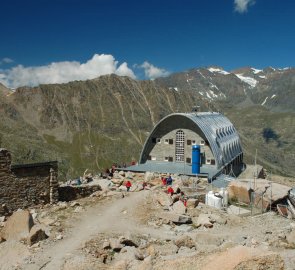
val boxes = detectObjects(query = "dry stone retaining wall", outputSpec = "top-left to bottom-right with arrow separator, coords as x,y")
0,148 -> 58,215
58,185 -> 101,201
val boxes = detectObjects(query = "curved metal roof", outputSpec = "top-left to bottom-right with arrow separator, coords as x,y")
139,112 -> 243,169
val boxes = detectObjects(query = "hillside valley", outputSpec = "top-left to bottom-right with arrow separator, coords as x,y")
0,66 -> 294,178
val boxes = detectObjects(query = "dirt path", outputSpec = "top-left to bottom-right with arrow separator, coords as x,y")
23,190 -> 170,270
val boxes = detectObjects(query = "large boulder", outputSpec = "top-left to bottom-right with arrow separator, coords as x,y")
27,225 -> 48,246
118,185 -> 127,192
158,212 -> 191,224
96,179 -> 112,190
130,183 -> 144,192
119,233 -> 139,247
117,246 -> 145,262
111,178 -> 124,186
144,172 -> 155,182
156,192 -> 172,207
2,210 -> 34,241
172,201 -> 186,215
113,172 -> 125,179
209,213 -> 227,225
186,208 -> 202,217
174,235 -> 195,248
194,214 -> 213,228
125,171 -> 134,179
186,198 -> 199,208
149,178 -> 162,187
110,238 -> 124,252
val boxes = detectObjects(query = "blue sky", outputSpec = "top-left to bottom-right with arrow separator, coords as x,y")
0,0 -> 294,88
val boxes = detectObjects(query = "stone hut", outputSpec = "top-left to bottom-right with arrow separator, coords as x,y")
0,148 -> 58,215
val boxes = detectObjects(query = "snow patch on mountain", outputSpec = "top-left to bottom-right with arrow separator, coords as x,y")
261,97 -> 268,106
235,74 -> 258,88
206,92 -> 212,99
198,71 -> 206,79
251,68 -> 262,74
271,94 -> 276,99
278,67 -> 291,71
199,89 -> 224,100
209,90 -> 218,98
168,87 -> 179,92
259,75 -> 266,79
209,82 -> 219,90
208,68 -> 230,75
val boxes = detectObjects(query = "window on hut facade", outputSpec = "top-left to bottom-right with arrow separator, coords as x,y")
186,157 -> 191,163
175,130 -> 185,162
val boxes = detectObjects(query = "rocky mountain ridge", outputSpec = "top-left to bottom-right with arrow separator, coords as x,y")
0,68 -> 294,178
0,75 -> 199,177
156,66 -> 295,112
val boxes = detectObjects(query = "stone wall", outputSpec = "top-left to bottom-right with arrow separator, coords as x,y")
149,128 -> 214,163
58,185 -> 101,202
0,148 -> 58,215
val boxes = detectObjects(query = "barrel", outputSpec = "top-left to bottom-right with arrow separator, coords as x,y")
192,145 -> 200,174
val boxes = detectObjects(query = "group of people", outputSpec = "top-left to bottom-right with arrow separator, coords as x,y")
163,174 -> 187,206
161,174 -> 173,186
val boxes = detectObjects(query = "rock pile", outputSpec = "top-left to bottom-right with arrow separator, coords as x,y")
83,232 -> 198,268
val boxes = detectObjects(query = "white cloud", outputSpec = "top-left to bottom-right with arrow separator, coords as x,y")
115,62 -> 136,78
234,0 -> 255,13
0,57 -> 14,65
0,54 -> 136,88
139,61 -> 170,80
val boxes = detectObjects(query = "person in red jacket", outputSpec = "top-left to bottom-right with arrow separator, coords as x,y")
167,186 -> 174,196
125,180 -> 132,192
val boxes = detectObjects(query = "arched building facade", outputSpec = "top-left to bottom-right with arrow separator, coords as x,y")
133,112 -> 243,179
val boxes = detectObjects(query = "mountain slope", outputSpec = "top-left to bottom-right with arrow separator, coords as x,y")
0,68 -> 294,178
225,106 -> 295,177
156,66 -> 295,112
2,75 -> 202,177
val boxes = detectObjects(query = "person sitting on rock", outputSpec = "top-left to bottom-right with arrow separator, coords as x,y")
125,180 -> 132,192
167,186 -> 174,196
166,174 -> 173,185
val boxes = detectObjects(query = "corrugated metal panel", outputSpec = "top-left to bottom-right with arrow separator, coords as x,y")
139,112 -> 242,169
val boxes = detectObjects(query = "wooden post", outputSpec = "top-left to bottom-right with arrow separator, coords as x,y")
50,168 -> 59,204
